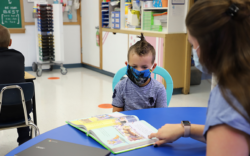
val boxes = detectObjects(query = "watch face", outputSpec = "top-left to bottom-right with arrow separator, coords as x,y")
182,121 -> 191,126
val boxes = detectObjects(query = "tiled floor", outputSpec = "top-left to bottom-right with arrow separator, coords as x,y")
0,68 -> 211,155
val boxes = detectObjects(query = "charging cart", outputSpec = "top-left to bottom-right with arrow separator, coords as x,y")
33,2 -> 67,77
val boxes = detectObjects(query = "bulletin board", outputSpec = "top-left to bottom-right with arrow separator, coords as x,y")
23,0 -> 81,25
0,0 -> 25,33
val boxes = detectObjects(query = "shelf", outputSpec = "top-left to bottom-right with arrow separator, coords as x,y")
102,28 -> 169,38
142,7 -> 168,10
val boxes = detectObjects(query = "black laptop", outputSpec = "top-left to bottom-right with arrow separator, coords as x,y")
14,139 -> 111,156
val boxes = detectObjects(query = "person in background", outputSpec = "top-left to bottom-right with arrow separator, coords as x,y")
0,24 -> 32,145
149,0 -> 250,155
112,33 -> 167,112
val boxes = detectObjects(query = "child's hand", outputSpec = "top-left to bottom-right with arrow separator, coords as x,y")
148,124 -> 184,146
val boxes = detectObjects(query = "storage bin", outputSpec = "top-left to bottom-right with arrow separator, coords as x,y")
112,18 -> 120,23
102,2 -> 110,27
112,23 -> 120,29
112,11 -> 121,29
102,9 -> 109,12
112,11 -> 120,18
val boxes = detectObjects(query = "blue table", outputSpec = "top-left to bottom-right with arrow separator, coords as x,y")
7,107 -> 207,156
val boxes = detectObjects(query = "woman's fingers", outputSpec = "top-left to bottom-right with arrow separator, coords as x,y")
149,124 -> 184,146
148,133 -> 157,139
155,139 -> 168,146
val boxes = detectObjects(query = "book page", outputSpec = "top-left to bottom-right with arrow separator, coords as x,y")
68,113 -> 139,131
67,112 -> 125,130
82,115 -> 139,131
90,120 -> 158,153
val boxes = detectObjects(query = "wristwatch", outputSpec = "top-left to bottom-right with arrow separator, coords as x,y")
181,121 -> 191,137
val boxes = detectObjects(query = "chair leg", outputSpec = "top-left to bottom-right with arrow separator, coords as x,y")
28,121 -> 40,137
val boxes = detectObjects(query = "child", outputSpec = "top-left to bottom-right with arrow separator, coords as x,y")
112,33 -> 167,112
0,24 -> 32,145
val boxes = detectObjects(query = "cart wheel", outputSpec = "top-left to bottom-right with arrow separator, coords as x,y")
36,69 -> 42,77
32,62 -> 38,72
50,65 -> 53,71
61,68 -> 67,75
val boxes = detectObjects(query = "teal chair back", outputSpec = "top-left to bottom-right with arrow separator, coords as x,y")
112,66 -> 174,106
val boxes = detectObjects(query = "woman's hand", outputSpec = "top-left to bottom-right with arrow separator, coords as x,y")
148,124 -> 184,146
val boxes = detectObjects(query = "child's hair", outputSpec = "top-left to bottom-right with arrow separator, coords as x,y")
186,0 -> 250,123
128,33 -> 156,64
0,24 -> 10,48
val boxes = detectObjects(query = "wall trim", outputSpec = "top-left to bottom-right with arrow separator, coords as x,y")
82,64 -> 115,77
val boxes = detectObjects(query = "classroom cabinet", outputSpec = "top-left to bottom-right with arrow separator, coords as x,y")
80,0 -> 193,94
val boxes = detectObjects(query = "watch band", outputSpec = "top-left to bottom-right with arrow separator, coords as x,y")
181,121 -> 191,137
183,124 -> 191,137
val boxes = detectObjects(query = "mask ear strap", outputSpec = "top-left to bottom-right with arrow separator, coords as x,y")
150,64 -> 156,72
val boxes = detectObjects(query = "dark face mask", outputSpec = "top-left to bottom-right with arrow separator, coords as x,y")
126,65 -> 152,86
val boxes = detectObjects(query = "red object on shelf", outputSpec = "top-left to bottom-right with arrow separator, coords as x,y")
153,12 -> 168,16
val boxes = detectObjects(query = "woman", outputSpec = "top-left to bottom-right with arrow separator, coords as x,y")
149,0 -> 250,155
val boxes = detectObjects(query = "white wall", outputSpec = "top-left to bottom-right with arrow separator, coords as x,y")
10,25 -> 81,67
81,0 -> 100,68
103,32 -> 128,73
63,25 -> 81,64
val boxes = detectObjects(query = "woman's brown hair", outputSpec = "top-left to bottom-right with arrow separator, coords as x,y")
186,0 -> 250,123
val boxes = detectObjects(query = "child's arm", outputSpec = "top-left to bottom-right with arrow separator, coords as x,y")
112,82 -> 125,111
113,106 -> 124,112
155,86 -> 168,107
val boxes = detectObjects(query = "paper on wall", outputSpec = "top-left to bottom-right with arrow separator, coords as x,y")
171,5 -> 185,17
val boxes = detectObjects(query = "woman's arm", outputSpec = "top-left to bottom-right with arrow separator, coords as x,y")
206,124 -> 249,156
190,124 -> 206,143
149,124 -> 206,146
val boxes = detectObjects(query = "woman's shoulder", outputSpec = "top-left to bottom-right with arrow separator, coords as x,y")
205,85 -> 250,136
209,85 -> 248,117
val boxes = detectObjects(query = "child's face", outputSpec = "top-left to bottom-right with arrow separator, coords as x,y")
126,51 -> 156,72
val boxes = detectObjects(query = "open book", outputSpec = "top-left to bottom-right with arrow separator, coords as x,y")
66,112 -> 158,154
